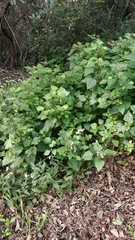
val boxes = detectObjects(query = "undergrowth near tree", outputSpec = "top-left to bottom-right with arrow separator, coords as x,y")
0,33 -> 135,207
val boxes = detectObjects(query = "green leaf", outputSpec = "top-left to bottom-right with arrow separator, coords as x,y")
116,102 -> 130,115
82,76 -> 97,89
37,142 -> 49,152
124,111 -> 133,123
68,159 -> 81,172
90,123 -> 97,129
31,137 -> 39,145
94,158 -> 104,172
44,150 -> 50,156
6,199 -> 14,209
11,157 -> 23,168
51,85 -> 58,91
130,105 -> 135,113
2,157 -> 12,166
112,139 -> 119,147
128,61 -> 135,68
5,139 -> 12,149
123,53 -> 135,60
82,150 -> 93,160
37,106 -> 44,112
58,87 -> 69,97
104,149 -> 117,156
53,181 -> 60,190
113,219 -> 123,226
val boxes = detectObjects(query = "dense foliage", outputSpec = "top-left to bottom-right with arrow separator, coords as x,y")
1,34 -> 135,205
0,0 -> 135,68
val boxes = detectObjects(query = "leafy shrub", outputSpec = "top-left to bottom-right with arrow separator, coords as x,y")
1,33 -> 135,203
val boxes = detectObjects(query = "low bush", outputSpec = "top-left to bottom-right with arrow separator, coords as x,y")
1,33 -> 135,205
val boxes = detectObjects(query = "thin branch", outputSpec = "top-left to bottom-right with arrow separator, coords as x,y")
3,15 -> 22,59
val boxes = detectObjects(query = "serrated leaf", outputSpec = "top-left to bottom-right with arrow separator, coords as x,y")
82,150 -> 93,160
124,111 -> 133,123
94,158 -> 104,172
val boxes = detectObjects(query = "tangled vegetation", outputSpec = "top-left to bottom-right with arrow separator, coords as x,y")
0,34 -> 135,206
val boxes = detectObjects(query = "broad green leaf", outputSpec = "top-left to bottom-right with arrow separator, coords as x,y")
82,76 -> 97,89
58,146 -> 67,155
128,61 -> 135,68
11,157 -> 23,168
104,149 -> 117,156
37,106 -> 44,112
82,150 -> 93,160
90,123 -> 97,129
44,150 -> 50,156
84,123 -> 90,131
5,139 -> 12,149
42,118 -> 57,133
68,159 -> 81,172
79,95 -> 86,102
124,111 -> 133,123
53,181 -> 60,190
58,87 -> 69,97
112,139 -> 119,147
37,142 -> 49,152
94,158 -> 104,172
6,199 -> 14,209
51,85 -> 58,91
116,123 -> 126,133
31,137 -> 39,145
25,154 -> 36,164
84,68 -> 94,76
130,105 -> 135,113
123,53 -> 135,60
116,102 -> 130,115
2,157 -> 12,166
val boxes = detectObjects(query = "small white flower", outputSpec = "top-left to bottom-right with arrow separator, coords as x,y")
76,128 -> 85,135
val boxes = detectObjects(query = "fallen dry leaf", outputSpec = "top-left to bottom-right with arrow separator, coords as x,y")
110,228 -> 119,238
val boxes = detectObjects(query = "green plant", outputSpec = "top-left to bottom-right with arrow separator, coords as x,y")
0,213 -> 16,238
1,33 -> 135,203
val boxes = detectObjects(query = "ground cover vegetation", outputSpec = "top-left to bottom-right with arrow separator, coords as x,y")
1,33 -> 135,206
1,0 -> 135,238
